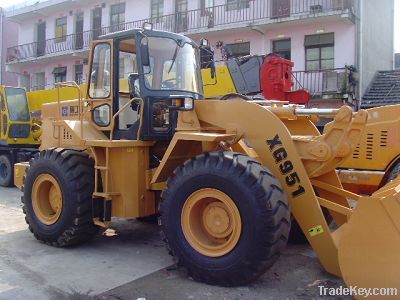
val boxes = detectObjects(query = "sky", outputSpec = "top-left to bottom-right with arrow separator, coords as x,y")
0,0 -> 399,52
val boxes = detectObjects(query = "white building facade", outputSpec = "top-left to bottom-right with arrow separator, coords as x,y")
4,0 -> 395,107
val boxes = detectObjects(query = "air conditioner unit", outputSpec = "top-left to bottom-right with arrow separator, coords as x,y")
310,4 -> 323,14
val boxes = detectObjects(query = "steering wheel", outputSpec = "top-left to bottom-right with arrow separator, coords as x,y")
161,78 -> 177,89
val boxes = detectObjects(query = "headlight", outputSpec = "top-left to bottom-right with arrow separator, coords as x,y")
170,95 -> 195,111
184,98 -> 194,110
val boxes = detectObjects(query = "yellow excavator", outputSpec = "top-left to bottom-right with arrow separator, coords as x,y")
13,25 -> 400,294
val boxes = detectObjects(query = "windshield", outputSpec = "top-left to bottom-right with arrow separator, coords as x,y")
5,88 -> 30,122
144,37 -> 202,94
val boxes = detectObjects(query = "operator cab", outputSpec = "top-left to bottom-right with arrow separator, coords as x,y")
88,25 -> 203,141
0,87 -> 31,144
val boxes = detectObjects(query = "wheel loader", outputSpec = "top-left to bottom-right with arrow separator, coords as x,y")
334,105 -> 400,195
0,84 -> 84,187
14,24 -> 400,292
0,86 -> 42,187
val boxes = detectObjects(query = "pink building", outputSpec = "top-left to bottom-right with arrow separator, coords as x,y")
4,0 -> 395,108
0,7 -> 18,86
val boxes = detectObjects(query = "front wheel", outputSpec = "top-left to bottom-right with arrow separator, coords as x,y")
22,149 -> 99,247
0,154 -> 13,187
161,152 -> 291,286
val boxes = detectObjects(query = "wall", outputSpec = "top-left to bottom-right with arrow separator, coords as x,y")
12,0 -> 357,46
18,57 -> 89,90
6,0 -> 358,92
193,19 -> 356,71
0,9 -> 18,86
360,0 -> 395,96
16,0 -> 153,46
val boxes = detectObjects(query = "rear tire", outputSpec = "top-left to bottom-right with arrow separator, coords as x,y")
22,149 -> 99,247
161,152 -> 290,286
0,154 -> 13,187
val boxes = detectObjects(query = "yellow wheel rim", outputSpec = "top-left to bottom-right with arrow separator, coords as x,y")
32,174 -> 63,225
181,188 -> 242,257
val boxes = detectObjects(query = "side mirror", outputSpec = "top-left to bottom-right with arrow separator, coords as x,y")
128,73 -> 140,98
141,38 -> 150,67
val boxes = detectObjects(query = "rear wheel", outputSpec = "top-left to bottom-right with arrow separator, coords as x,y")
161,152 -> 290,286
22,149 -> 99,247
0,154 -> 13,187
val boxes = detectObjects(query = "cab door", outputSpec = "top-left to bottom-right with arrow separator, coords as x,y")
87,40 -> 114,132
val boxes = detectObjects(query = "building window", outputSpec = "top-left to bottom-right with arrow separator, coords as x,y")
226,0 -> 249,11
110,3 -> 126,32
305,33 -> 334,71
74,65 -> 83,84
151,0 -> 164,19
201,0 -> 214,15
53,67 -> 67,83
224,42 -> 250,58
32,72 -> 45,91
273,39 -> 291,60
55,17 -> 67,43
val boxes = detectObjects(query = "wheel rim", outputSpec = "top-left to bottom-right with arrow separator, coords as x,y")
181,188 -> 242,257
32,174 -> 63,225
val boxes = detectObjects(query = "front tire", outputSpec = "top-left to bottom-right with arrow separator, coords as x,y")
0,154 -> 13,187
161,152 -> 290,286
22,149 -> 99,247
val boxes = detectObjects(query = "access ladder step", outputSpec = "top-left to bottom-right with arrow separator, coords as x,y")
93,192 -> 120,198
95,166 -> 108,170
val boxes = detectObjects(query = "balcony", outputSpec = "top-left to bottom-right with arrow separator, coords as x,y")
145,0 -> 355,34
292,67 -> 356,99
6,0 -> 355,63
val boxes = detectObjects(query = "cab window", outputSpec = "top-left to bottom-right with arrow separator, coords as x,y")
117,38 -> 139,131
5,88 -> 30,122
89,43 -> 111,99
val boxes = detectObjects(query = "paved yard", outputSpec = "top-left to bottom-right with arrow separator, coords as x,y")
0,187 -> 346,300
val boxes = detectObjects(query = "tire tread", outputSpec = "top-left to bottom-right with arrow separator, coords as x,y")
21,148 -> 98,247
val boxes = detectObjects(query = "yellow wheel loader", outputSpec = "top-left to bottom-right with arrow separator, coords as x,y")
0,86 -> 42,187
336,105 -> 400,195
0,84 -> 79,187
14,25 -> 400,292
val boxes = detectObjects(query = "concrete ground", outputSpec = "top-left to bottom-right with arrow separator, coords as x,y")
0,187 -> 347,300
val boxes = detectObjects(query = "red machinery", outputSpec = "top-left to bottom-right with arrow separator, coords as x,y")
260,54 -> 310,104
223,53 -> 310,104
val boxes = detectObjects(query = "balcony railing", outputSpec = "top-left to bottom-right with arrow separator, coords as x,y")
138,0 -> 354,33
293,67 -> 355,97
6,0 -> 355,63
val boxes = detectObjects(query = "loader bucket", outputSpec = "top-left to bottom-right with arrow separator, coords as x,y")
338,176 -> 400,296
